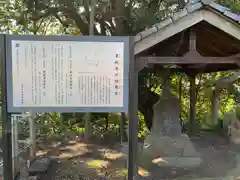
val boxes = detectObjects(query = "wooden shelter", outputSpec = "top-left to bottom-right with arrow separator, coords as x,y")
133,0 -> 240,131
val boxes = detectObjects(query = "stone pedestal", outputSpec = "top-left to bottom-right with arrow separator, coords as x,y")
139,87 -> 202,169
140,134 -> 202,168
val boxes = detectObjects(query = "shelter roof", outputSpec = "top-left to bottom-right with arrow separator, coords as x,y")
134,0 -> 240,55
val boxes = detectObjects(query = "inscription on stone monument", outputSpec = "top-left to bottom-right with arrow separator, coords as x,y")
152,86 -> 182,136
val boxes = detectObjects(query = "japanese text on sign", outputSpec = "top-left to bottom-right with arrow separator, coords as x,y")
11,40 -> 125,108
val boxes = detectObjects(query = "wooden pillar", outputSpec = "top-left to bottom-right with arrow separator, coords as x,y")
189,74 -> 197,134
211,90 -> 219,126
12,115 -> 19,176
188,28 -> 197,134
29,112 -> 36,159
128,37 -> 139,179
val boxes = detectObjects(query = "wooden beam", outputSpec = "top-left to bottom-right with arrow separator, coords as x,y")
147,32 -> 189,57
196,36 -> 225,56
236,61 -> 240,67
187,64 -> 207,69
134,10 -> 203,54
136,57 -> 149,72
134,8 -> 240,55
137,52 -> 240,64
195,25 -> 240,56
153,65 -> 238,73
189,30 -> 197,51
198,23 -> 240,51
202,10 -> 240,41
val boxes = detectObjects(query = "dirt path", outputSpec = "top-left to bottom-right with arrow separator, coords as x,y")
36,133 -> 240,180
37,136 -> 128,180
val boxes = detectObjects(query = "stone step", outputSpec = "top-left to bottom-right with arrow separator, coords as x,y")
15,174 -> 41,180
28,157 -> 52,175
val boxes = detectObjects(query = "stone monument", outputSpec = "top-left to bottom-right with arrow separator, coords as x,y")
139,83 -> 202,169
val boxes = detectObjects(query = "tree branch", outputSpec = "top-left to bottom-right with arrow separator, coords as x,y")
37,5 -> 89,35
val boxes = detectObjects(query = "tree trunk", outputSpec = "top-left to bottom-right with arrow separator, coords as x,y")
138,86 -> 159,130
112,0 -> 125,35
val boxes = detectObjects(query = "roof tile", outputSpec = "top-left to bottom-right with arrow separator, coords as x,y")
138,26 -> 158,39
224,11 -> 240,21
186,2 -> 203,13
201,0 -> 213,5
135,0 -> 240,43
154,18 -> 173,30
209,2 -> 230,12
172,8 -> 188,21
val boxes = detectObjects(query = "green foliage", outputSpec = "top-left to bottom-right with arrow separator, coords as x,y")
138,111 -> 149,139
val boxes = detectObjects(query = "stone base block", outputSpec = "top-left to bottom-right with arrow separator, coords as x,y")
143,134 -> 200,157
139,133 -> 202,169
139,154 -> 202,169
16,175 -> 41,180
28,176 -> 41,180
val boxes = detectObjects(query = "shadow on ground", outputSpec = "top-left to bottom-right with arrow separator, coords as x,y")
137,132 -> 240,180
36,133 -> 240,180
37,135 -> 128,180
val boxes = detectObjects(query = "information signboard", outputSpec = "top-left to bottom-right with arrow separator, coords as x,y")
6,35 -> 130,113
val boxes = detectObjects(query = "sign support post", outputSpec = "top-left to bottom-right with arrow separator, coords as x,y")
29,112 -> 36,159
1,34 -> 13,180
84,0 -> 96,141
128,37 -> 139,180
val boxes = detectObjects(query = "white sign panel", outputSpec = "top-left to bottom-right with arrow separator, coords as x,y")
11,40 -> 125,108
